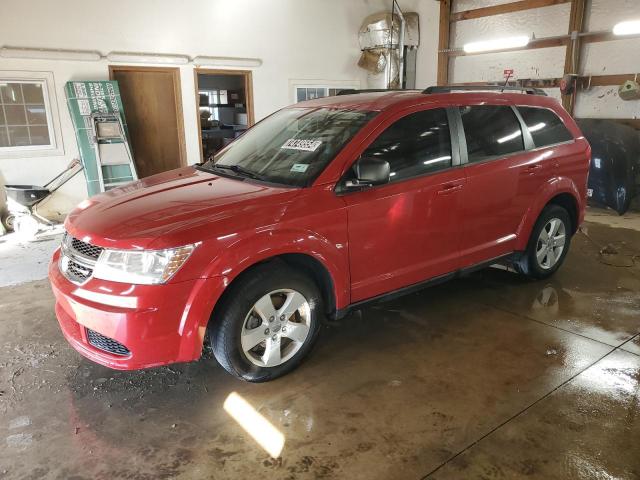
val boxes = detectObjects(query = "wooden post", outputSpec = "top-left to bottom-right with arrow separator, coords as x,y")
562,0 -> 587,114
437,0 -> 452,86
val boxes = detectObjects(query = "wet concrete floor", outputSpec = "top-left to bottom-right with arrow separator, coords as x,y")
0,221 -> 639,479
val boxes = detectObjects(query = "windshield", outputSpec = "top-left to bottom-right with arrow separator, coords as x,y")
200,107 -> 376,187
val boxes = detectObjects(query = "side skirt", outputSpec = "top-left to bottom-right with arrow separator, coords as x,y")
334,252 -> 519,320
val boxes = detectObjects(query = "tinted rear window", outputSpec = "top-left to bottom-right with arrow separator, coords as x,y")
460,105 -> 524,162
518,106 -> 574,147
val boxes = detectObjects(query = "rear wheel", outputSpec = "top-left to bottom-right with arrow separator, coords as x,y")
517,205 -> 572,279
209,263 -> 322,382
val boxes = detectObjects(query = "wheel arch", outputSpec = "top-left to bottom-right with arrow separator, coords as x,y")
207,252 -> 338,328
546,192 -> 579,234
515,178 -> 583,251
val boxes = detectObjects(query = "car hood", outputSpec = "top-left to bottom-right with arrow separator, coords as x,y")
65,166 -> 299,250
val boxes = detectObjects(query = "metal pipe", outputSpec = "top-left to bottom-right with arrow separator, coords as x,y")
394,0 -> 406,88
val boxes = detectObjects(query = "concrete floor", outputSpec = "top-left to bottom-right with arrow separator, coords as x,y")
1,219 -> 639,479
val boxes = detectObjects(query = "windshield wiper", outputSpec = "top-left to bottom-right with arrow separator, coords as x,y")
209,163 -> 265,181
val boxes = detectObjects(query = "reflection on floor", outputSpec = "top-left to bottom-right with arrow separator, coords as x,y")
0,221 -> 639,479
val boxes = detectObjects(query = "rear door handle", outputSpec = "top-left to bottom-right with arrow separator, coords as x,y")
437,183 -> 464,195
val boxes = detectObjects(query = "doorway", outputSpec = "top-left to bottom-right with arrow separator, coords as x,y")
109,66 -> 186,178
194,69 -> 254,162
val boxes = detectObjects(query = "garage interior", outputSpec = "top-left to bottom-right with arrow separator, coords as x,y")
1,0 -> 640,479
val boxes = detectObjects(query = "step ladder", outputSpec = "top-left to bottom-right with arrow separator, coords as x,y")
90,113 -> 138,191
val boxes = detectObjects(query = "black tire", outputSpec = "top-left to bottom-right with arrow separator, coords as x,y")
2,213 -> 15,232
209,262 -> 322,382
517,204 -> 572,279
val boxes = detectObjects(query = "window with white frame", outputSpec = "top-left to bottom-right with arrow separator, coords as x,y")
199,89 -> 229,121
0,80 -> 55,150
294,86 -> 353,103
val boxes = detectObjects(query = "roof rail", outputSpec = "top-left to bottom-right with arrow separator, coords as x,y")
422,85 -> 547,96
335,88 -> 411,96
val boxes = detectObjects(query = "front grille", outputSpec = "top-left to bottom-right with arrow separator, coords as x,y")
70,236 -> 104,260
60,233 -> 103,285
65,259 -> 93,283
86,329 -> 131,356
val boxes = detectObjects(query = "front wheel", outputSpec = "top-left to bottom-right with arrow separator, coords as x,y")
517,204 -> 572,279
209,263 -> 322,382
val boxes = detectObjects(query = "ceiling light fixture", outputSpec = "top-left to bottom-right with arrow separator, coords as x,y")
463,35 -> 530,54
613,20 -> 640,36
106,52 -> 190,64
0,47 -> 101,61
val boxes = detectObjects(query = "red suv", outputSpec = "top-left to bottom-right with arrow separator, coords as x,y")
49,86 -> 590,381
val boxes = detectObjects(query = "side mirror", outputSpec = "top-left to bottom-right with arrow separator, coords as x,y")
345,157 -> 390,189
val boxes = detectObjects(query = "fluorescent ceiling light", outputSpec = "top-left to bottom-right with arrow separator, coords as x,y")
0,47 -> 101,61
193,56 -> 262,68
107,52 -> 189,64
463,35 -> 530,53
528,122 -> 546,132
498,130 -> 521,144
613,20 -> 640,36
423,155 -> 451,165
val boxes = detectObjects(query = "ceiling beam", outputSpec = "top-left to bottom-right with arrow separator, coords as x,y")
455,74 -> 637,88
437,0 -> 452,86
451,0 -> 570,22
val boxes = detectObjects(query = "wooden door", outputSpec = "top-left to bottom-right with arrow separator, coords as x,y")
110,66 -> 186,178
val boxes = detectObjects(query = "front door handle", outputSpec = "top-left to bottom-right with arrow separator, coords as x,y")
437,183 -> 464,195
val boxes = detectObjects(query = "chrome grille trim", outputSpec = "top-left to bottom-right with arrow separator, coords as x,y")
59,233 -> 104,285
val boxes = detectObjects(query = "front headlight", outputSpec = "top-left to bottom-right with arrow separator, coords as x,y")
93,243 -> 199,285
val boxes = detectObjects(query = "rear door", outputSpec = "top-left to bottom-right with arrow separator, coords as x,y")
456,104 -> 551,266
342,107 -> 466,302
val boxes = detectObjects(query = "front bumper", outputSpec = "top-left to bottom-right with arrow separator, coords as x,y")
49,248 -> 222,370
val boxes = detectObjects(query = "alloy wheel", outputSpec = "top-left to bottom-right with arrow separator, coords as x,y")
535,218 -> 566,270
240,289 -> 311,367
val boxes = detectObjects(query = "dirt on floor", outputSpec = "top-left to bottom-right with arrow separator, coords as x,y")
0,221 -> 639,479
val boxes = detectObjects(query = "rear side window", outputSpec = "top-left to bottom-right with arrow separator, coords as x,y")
362,108 -> 452,182
460,105 -> 524,162
518,106 -> 574,147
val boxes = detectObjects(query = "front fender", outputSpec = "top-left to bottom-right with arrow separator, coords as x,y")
200,227 -> 350,311
515,177 -> 583,251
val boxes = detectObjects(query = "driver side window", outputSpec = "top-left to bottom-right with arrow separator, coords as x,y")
361,108 -> 452,183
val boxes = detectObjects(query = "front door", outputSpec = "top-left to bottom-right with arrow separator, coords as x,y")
110,66 -> 186,178
343,107 -> 466,303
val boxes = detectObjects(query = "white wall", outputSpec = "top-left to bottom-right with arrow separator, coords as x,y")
0,0 -> 439,219
449,0 -> 640,117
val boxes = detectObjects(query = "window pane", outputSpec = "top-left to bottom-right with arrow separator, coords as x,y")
0,83 -> 24,104
460,106 -> 524,162
28,126 -> 50,145
518,106 -> 573,147
26,105 -> 47,125
219,90 -> 228,104
0,80 -> 52,149
363,108 -> 452,182
4,104 -> 27,125
22,83 -> 45,104
8,126 -> 30,146
296,88 -> 307,102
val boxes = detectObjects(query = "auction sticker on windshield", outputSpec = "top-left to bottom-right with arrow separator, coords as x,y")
281,139 -> 322,152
